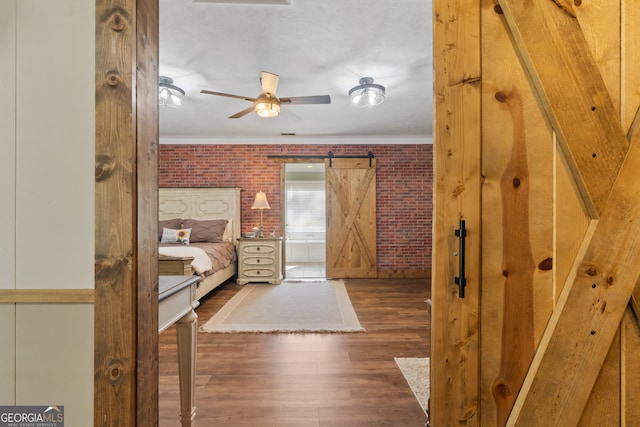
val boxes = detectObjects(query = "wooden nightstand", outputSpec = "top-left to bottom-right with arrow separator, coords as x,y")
237,237 -> 283,285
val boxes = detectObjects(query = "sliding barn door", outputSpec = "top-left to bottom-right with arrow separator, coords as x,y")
432,0 -> 640,426
325,158 -> 377,279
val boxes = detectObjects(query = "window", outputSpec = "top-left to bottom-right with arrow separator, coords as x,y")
285,181 -> 325,233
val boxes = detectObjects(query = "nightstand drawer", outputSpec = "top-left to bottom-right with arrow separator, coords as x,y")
243,268 -> 276,279
236,237 -> 283,285
243,256 -> 275,266
242,243 -> 276,255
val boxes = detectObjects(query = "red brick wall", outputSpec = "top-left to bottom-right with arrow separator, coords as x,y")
159,144 -> 432,274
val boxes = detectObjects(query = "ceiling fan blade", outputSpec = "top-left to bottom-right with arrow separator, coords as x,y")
229,105 -> 256,119
200,90 -> 255,102
280,95 -> 331,105
261,71 -> 279,96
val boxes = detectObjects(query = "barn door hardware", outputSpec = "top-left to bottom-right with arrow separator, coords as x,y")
327,151 -> 375,167
454,220 -> 467,298
268,152 -> 375,168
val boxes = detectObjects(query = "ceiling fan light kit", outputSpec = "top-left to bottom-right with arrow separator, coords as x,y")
158,76 -> 185,107
201,71 -> 331,119
255,95 -> 281,118
349,77 -> 385,108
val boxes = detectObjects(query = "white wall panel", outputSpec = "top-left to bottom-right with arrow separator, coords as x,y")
16,304 -> 94,424
0,307 -> 15,403
7,1 -> 95,424
0,0 -> 17,403
0,1 -> 16,286
15,0 -> 94,289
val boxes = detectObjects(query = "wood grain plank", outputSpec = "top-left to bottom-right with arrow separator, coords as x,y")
573,3 -> 624,424
574,0 -> 621,118
507,98 -> 640,427
0,289 -> 94,304
621,0 -> 640,334
431,0 -> 481,424
549,0 -> 620,316
94,1 -> 137,425
622,309 -> 640,425
621,0 -> 640,136
492,0 -> 640,425
627,105 -> 640,144
377,269 -> 430,279
621,1 -> 640,423
480,2 -> 555,424
497,0 -> 628,217
135,0 -> 160,424
553,148 -> 594,302
578,328 -> 621,426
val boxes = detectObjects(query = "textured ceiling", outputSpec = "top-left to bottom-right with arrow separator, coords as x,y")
159,0 -> 432,143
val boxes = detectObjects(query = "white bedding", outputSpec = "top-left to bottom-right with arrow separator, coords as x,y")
158,245 -> 212,275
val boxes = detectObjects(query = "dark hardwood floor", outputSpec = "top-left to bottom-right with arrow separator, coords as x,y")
159,278 -> 431,426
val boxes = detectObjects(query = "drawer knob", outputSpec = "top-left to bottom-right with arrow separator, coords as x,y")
257,247 -> 261,251
257,259 -> 261,263
257,271 -> 261,275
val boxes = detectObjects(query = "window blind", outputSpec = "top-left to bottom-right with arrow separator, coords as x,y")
285,181 -> 326,232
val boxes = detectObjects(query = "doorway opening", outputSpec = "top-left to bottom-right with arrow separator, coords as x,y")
283,163 -> 326,279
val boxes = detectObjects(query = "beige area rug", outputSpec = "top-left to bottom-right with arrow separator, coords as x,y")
395,357 -> 430,414
200,280 -> 365,333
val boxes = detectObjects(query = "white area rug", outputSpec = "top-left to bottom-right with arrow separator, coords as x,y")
395,357 -> 430,414
200,280 -> 364,333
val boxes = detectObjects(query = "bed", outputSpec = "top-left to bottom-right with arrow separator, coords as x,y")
158,187 -> 241,300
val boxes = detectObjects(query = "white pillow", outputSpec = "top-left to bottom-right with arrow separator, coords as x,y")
222,219 -> 233,242
160,227 -> 192,245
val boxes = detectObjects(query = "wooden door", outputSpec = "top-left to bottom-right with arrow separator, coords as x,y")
325,158 -> 377,278
431,0 -> 640,426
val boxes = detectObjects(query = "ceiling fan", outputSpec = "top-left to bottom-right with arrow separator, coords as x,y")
200,71 -> 331,119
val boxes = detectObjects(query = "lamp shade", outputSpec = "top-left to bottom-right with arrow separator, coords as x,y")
349,77 -> 385,108
251,191 -> 271,210
158,76 -> 185,107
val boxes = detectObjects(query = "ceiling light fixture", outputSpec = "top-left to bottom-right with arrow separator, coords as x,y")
255,94 -> 281,118
158,76 -> 185,107
349,77 -> 385,108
